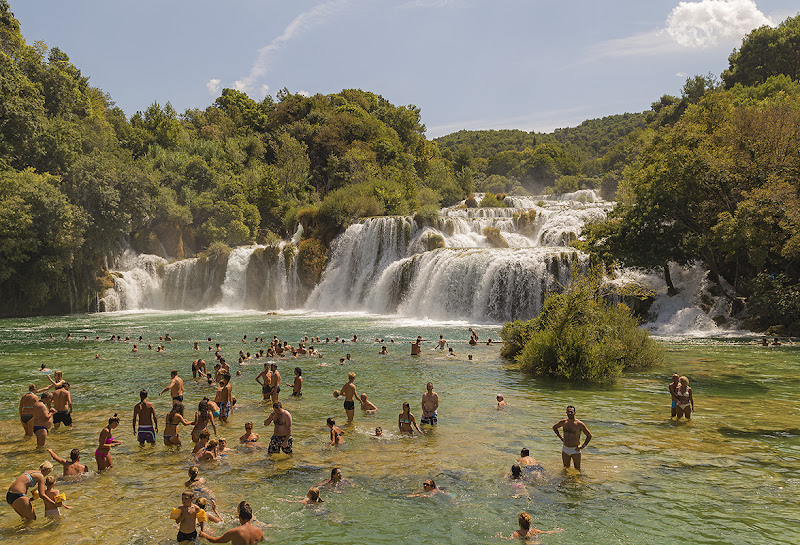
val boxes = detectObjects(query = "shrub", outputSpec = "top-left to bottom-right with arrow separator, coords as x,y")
414,204 -> 440,227
425,233 -> 445,250
483,226 -> 509,248
465,194 -> 478,208
501,272 -> 662,382
479,192 -> 505,208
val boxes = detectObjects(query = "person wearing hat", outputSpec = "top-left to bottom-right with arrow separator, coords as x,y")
6,461 -> 53,520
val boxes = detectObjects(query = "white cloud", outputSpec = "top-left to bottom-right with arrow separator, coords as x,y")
235,0 -> 349,97
298,90 -> 311,97
206,78 -> 221,95
666,0 -> 774,48
585,29 -> 681,62
676,72 -> 688,77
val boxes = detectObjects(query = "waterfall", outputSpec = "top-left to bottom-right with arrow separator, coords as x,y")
217,246 -> 261,310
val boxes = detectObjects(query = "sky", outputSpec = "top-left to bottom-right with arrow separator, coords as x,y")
10,0 -> 800,138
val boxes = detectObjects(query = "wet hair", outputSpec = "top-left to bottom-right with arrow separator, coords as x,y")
518,512 -> 532,530
168,401 -> 185,420
69,448 -> 80,462
108,413 -> 120,425
45,475 -> 56,488
140,389 -> 148,399
307,487 -> 323,503
402,402 -> 410,409
41,392 -> 51,400
207,439 -> 218,450
348,371 -> 356,380
511,464 -> 522,479
199,429 -> 211,440
273,401 -> 282,409
188,466 -> 199,479
198,399 -> 210,414
327,418 -> 335,426
424,479 -> 436,489
29,384 -> 37,392
238,501 -> 253,521
566,405 -> 576,412
171,369 -> 178,376
330,467 -> 341,479
521,448 -> 530,457
295,367 -> 302,376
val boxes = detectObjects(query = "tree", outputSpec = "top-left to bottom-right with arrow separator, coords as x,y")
722,14 -> 800,88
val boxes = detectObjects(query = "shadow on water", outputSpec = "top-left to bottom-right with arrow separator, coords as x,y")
717,426 -> 800,439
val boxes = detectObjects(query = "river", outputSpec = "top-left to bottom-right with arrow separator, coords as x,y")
0,311 -> 797,544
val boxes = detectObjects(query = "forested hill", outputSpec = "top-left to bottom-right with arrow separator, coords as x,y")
433,113 -> 647,197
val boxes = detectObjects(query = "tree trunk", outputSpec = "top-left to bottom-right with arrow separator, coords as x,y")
664,264 -> 677,296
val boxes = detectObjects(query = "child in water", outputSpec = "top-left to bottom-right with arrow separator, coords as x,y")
171,491 -> 207,542
41,475 -> 72,517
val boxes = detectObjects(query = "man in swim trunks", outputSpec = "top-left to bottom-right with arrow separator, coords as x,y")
51,383 -> 73,430
216,374 -> 233,423
340,372 -> 360,422
199,501 -> 263,544
421,382 -> 439,425
669,373 -> 680,418
192,359 -> 207,379
19,385 -> 39,437
133,390 -> 158,445
47,448 -> 88,476
553,405 -> 592,470
160,370 -> 184,402
264,402 -> 293,455
269,364 -> 281,404
255,363 -> 272,401
32,393 -> 56,448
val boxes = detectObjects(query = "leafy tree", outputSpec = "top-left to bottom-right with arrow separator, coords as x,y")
722,14 -> 800,88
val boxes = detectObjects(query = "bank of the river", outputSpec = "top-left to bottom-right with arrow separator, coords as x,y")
0,312 -> 797,544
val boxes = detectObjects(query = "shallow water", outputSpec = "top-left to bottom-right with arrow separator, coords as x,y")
0,312 -> 798,544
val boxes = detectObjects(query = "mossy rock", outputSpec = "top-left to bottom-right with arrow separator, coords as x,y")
297,238 -> 328,288
483,226 -> 508,248
425,233 -> 445,251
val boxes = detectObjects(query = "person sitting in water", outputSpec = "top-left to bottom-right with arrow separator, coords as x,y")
240,422 -> 259,444
47,448 -> 88,476
195,439 -> 219,462
496,394 -> 508,409
379,345 -> 388,355
199,501 -> 263,544
327,418 -> 344,446
359,393 -> 378,414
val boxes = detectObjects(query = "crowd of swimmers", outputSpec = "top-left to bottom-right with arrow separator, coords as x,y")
10,327 -> 717,542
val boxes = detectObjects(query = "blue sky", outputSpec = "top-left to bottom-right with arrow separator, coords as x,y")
11,0 -> 799,137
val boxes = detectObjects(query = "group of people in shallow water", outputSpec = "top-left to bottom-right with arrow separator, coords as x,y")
10,328 -> 704,542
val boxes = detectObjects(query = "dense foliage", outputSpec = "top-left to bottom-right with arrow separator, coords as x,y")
500,273 -> 662,382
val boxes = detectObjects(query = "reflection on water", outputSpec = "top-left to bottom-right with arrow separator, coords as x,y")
0,312 -> 798,544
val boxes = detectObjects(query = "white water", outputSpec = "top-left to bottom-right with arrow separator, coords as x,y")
100,190 -> 740,333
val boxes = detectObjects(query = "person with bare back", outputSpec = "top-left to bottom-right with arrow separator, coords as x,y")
133,390 -> 158,446
340,372 -> 359,422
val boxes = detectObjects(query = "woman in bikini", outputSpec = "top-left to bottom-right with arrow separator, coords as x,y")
96,414 -> 122,471
327,417 -> 344,446
239,422 -> 259,444
6,461 -> 52,520
675,376 -> 694,420
398,402 -> 422,435
164,401 -> 193,447
191,398 -> 217,444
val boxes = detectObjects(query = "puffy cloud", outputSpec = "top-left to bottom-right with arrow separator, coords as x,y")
666,0 -> 774,48
206,78 -> 221,95
298,90 -> 311,97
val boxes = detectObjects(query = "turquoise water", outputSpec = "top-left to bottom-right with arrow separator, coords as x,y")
1,311 -> 798,544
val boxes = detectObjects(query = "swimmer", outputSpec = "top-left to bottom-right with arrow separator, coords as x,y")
507,464 -> 529,498
216,438 -> 232,456
317,467 -> 354,489
503,512 -> 563,539
327,418 -> 344,446
553,405 -> 592,470
496,394 -> 507,409
193,429 -> 211,456
192,398 -> 218,443
421,382 -> 439,426
447,347 -> 455,356
360,393 -> 378,414
6,461 -> 53,520
199,501 -> 263,544
437,335 -> 448,349
160,369 -> 184,402
96,413 -> 122,471
675,376 -> 694,420
171,490 -> 207,543
411,338 -> 422,356
407,479 -> 441,497
133,389 -> 158,446
131,344 -> 138,352
195,497 -> 222,523
398,402 -> 422,435
195,439 -> 218,462
374,427 -> 383,437
281,487 -> 324,505
193,359 -> 208,379
468,354 -> 473,361
379,346 -> 388,355
240,422 -> 259,444
47,448 -> 88,476
292,367 -> 303,397
517,448 -> 539,467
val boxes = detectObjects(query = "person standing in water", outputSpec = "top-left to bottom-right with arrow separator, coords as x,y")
421,382 -> 439,426
199,501 -> 263,544
340,372 -> 360,422
668,373 -> 680,418
133,390 -> 158,446
292,367 -> 303,397
51,383 -> 73,430
255,363 -> 272,401
5,461 -> 53,520
160,370 -> 185,402
264,402 -> 293,455
31,392 -> 56,448
19,385 -> 39,437
552,405 -> 592,470
48,448 -> 88,476
675,376 -> 694,420
269,364 -> 281,404
96,413 -> 122,471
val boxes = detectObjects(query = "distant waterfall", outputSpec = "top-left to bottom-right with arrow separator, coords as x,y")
101,190 -> 610,322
